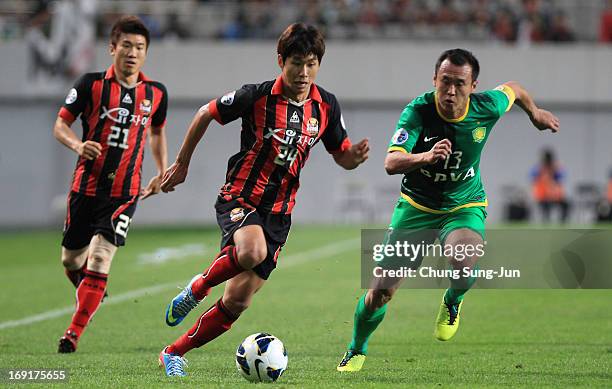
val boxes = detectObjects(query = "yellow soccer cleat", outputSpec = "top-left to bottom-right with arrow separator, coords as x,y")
336,351 -> 366,372
434,298 -> 463,341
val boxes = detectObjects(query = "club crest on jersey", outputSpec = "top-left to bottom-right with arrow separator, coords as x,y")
65,88 -> 77,104
230,208 -> 245,222
140,99 -> 152,114
392,128 -> 409,144
221,91 -> 236,105
306,117 -> 319,136
472,127 -> 486,143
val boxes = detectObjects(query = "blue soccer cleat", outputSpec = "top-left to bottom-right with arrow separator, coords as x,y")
159,347 -> 188,377
165,274 -> 203,327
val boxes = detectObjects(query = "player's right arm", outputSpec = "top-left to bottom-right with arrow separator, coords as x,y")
53,117 -> 102,160
385,139 -> 451,175
161,85 -> 257,193
160,103 -> 214,193
384,104 -> 451,175
53,74 -> 102,160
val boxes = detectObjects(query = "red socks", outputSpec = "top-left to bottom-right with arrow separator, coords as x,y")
67,269 -> 108,337
191,246 -> 244,300
64,263 -> 86,288
167,299 -> 238,356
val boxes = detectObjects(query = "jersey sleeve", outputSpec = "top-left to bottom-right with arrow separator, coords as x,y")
58,74 -> 92,124
388,105 -> 422,154
208,84 -> 257,125
322,95 -> 350,154
151,82 -> 168,128
482,84 -> 516,118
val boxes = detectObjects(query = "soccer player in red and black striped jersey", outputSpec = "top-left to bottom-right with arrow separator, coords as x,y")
53,16 -> 168,353
157,23 -> 369,376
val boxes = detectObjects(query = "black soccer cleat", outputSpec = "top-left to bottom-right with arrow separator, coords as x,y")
58,330 -> 79,353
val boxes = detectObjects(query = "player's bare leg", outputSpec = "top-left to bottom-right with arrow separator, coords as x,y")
435,228 -> 483,341
222,269 -> 267,316
59,234 -> 116,353
61,246 -> 88,288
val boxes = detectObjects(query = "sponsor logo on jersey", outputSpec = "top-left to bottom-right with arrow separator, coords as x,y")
264,127 -> 316,146
100,106 -> 130,123
289,111 -> 300,123
230,207 -> 245,222
101,106 -> 149,125
472,127 -> 486,143
65,88 -> 77,104
221,91 -> 236,105
392,128 -> 409,145
306,117 -> 319,136
420,166 -> 476,182
140,99 -> 152,114
122,94 -> 133,104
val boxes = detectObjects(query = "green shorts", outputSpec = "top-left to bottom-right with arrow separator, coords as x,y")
389,198 -> 487,243
373,199 -> 487,278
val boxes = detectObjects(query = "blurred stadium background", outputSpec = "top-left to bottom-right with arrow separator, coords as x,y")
1,2 -> 612,387
1,0 -> 612,228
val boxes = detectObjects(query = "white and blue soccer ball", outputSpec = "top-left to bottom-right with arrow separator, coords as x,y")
235,332 -> 288,383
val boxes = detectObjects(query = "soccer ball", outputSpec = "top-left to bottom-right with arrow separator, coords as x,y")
235,332 -> 288,382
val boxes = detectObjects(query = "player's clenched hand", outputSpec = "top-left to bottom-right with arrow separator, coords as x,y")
425,139 -> 452,164
530,109 -> 560,133
160,162 -> 188,193
140,175 -> 162,200
77,141 -> 102,160
350,138 -> 370,165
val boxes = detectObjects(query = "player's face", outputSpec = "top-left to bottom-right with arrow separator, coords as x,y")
433,59 -> 477,117
278,53 -> 320,102
110,33 -> 148,78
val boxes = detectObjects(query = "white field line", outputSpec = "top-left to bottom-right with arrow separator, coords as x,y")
0,238 -> 359,331
137,244 -> 207,265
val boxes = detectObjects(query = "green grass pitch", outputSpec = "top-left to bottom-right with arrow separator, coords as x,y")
0,226 -> 610,388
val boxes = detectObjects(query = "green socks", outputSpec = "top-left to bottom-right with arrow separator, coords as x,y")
348,293 -> 387,355
444,264 -> 479,304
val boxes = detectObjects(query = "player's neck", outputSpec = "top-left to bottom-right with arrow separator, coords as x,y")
435,93 -> 470,121
115,72 -> 140,89
440,105 -> 465,119
284,90 -> 310,103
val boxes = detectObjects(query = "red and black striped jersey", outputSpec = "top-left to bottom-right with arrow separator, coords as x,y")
209,75 -> 351,215
58,65 -> 168,198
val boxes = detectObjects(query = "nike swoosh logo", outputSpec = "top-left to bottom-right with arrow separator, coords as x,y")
424,136 -> 438,142
255,359 -> 264,381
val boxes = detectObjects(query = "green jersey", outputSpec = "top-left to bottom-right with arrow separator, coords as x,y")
388,85 -> 515,212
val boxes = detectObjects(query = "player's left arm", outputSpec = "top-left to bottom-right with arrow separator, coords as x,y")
332,138 -> 370,170
324,96 -> 369,170
142,84 -> 169,199
141,124 -> 168,200
504,81 -> 560,133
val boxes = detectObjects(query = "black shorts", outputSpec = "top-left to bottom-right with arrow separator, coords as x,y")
62,191 -> 138,249
215,197 -> 291,280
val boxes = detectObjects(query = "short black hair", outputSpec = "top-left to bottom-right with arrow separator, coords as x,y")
277,23 -> 325,63
435,48 -> 480,81
542,148 -> 555,165
110,15 -> 150,49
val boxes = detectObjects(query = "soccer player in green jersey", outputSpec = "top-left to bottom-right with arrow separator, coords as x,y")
337,48 -> 560,372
